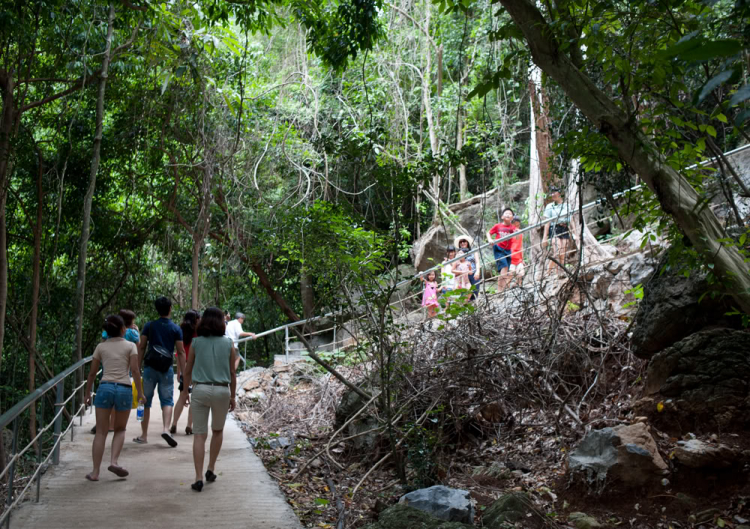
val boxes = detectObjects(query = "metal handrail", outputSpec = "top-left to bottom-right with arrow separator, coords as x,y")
238,144 -> 750,359
0,356 -> 92,431
0,355 -> 95,528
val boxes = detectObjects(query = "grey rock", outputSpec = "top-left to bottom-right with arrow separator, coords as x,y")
590,269 -> 614,300
268,436 -> 292,449
627,253 -> 655,286
644,329 -> 750,433
365,503 -> 473,529
569,512 -> 602,529
482,492 -> 545,529
399,485 -> 474,524
568,423 -> 667,493
630,251 -> 740,359
674,439 -> 742,469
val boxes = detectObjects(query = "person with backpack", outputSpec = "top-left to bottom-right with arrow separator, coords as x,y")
134,296 -> 185,447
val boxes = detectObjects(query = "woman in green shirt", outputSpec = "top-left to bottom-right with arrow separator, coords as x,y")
180,307 -> 237,492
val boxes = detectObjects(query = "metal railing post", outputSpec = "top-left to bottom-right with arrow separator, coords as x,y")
52,380 -> 64,465
243,341 -> 247,367
36,400 -> 44,503
6,417 -> 19,529
332,325 -> 337,353
284,326 -> 289,363
70,388 -> 76,442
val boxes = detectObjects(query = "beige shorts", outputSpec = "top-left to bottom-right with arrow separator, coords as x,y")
191,384 -> 231,435
509,262 -> 525,274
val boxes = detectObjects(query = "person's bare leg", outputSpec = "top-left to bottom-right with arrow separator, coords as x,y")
89,407 -> 111,480
497,269 -> 510,292
110,409 -> 130,468
172,392 -> 186,430
162,406 -> 173,433
207,429 -> 223,473
193,433 -> 207,482
234,355 -> 241,371
139,407 -> 150,441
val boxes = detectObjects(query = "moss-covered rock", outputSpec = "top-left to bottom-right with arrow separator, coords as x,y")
364,503 -> 474,529
482,492 -> 545,529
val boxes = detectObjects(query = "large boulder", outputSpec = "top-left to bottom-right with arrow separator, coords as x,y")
399,486 -> 474,525
365,504 -> 473,529
482,492 -> 545,529
411,225 -> 451,272
630,253 -> 738,359
568,422 -> 668,493
643,329 -> 750,433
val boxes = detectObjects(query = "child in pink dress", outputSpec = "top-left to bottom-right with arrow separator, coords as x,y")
421,270 -> 440,318
453,251 -> 472,295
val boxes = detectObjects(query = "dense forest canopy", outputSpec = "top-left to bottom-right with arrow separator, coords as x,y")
0,0 -> 748,414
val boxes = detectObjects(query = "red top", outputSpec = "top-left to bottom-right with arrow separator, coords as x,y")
510,233 -> 523,265
489,223 -> 516,250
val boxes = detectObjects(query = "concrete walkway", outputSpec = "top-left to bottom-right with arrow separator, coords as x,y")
11,386 -> 301,529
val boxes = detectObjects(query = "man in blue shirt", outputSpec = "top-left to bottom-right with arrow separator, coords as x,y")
134,296 -> 185,447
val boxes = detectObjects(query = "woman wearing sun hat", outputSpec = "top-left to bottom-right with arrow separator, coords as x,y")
454,234 -> 480,300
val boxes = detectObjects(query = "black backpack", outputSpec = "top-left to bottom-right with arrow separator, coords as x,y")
143,325 -> 174,373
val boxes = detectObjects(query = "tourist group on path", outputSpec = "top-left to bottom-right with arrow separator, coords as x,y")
421,186 -> 572,317
83,296 -> 256,492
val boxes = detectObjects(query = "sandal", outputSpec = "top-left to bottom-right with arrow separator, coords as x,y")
161,433 -> 178,447
132,437 -> 148,444
185,426 -> 193,435
85,473 -> 98,482
107,465 -> 129,478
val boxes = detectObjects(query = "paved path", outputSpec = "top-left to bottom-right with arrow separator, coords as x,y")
11,386 -> 301,529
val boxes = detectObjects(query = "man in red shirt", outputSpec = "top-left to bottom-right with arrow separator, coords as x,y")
486,208 -> 517,292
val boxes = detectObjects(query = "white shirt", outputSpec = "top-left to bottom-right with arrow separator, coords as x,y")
225,319 -> 244,347
543,201 -> 571,228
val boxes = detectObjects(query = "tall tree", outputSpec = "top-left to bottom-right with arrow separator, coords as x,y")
493,0 -> 750,312
73,4 -> 116,367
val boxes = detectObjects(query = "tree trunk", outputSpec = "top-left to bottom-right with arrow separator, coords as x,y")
29,152 -> 44,450
73,4 -> 116,368
190,235 -> 201,309
500,0 -> 750,314
421,2 -> 440,205
566,160 -> 613,262
457,109 -> 468,201
527,66 -> 546,270
0,73 -> 16,377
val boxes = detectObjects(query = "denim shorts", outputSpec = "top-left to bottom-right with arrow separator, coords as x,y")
493,245 -> 512,271
142,366 -> 174,409
94,382 -> 133,412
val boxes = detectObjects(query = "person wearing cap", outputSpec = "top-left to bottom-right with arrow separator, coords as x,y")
225,312 -> 256,370
542,185 -> 572,276
454,235 -> 480,300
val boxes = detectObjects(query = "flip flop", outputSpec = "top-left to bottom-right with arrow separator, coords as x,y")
132,437 -> 148,444
161,433 -> 178,448
108,465 -> 129,478
85,473 -> 98,482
